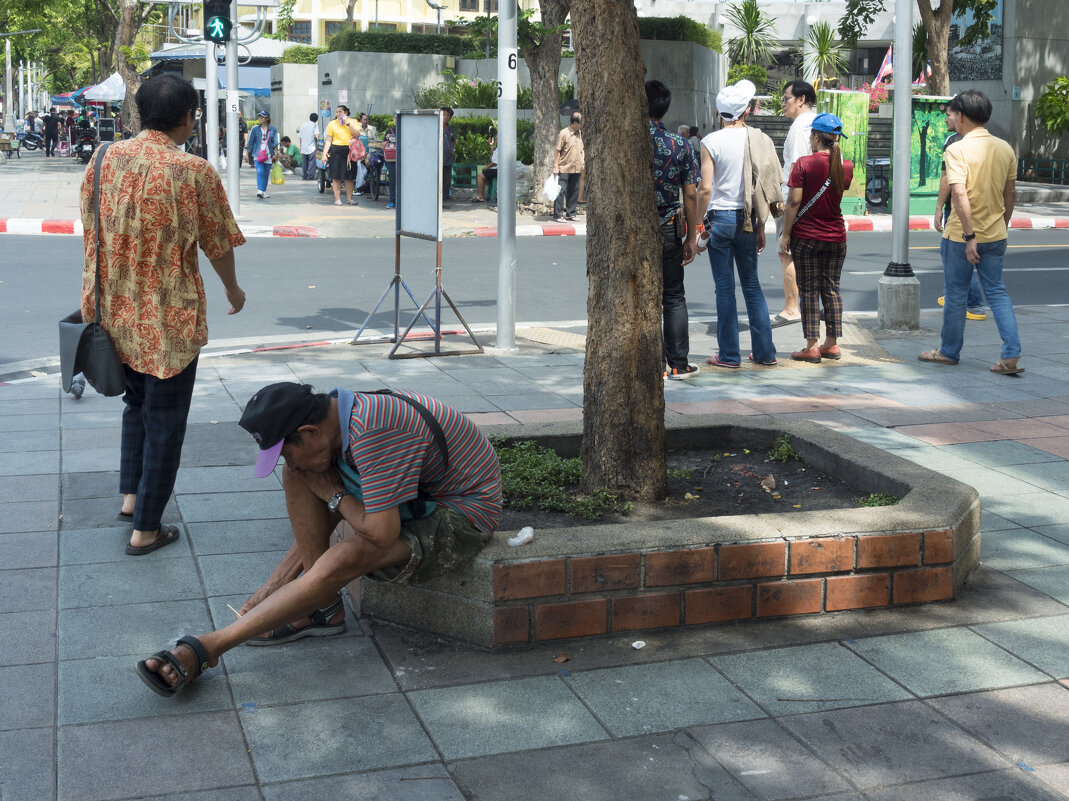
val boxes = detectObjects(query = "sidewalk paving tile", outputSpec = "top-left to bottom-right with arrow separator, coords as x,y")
221,635 -> 395,707
1005,563 -> 1069,606
0,530 -> 57,567
0,567 -> 57,613
709,642 -> 912,716
187,519 -> 295,555
57,711 -> 254,801
865,770 -> 1068,801
0,609 -> 56,666
59,410 -> 124,430
980,511 -> 1025,532
943,439 -> 1063,467
927,682 -> 1069,765
0,727 -> 55,801
885,446 -> 988,474
840,427 -> 929,449
844,628 -> 1049,697
60,447 -> 120,474
939,467 -> 1046,498
508,407 -> 584,423
60,470 -> 118,499
59,552 -> 201,608
261,763 -> 466,801
488,391 -> 579,411
563,658 -> 765,737
239,694 -> 438,782
980,528 -> 1069,571
0,662 -> 55,729
173,464 -> 281,494
1020,436 -> 1069,459
177,490 -> 287,522
60,525 -> 191,565
0,429 -> 60,452
995,460 -> 1069,491
0,414 -> 59,434
0,449 -> 59,475
972,419 -> 1069,440
688,717 -> 852,799
1033,523 -> 1069,545
59,494 -> 178,530
779,699 -> 1005,789
196,550 -> 290,597
58,653 -> 232,725
450,732 -> 757,801
58,599 -> 220,661
892,423 -> 1004,446
983,492 -> 1069,528
407,675 -> 609,760
1034,414 -> 1069,429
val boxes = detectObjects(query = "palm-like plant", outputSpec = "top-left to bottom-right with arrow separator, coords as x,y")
800,21 -> 848,88
724,0 -> 778,66
912,22 -> 930,84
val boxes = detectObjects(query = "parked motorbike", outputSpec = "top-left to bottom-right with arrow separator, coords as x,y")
364,145 -> 385,201
76,128 -> 99,164
20,130 -> 43,151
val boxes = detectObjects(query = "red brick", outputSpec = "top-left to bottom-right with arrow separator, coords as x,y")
893,567 -> 954,604
685,585 -> 753,624
571,554 -> 641,593
924,529 -> 955,565
645,548 -> 716,586
757,579 -> 823,617
493,607 -> 530,644
493,560 -> 566,601
857,533 -> 921,569
611,593 -> 680,632
535,599 -> 608,640
719,542 -> 786,580
789,538 -> 854,575
826,574 -> 890,611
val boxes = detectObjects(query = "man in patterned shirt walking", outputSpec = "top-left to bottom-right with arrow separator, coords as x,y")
136,382 -> 503,696
647,80 -> 701,380
81,74 -> 246,556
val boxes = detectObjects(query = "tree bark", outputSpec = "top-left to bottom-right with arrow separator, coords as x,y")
572,0 -> 666,502
114,0 -> 143,131
522,0 -> 569,205
916,1 -> 953,97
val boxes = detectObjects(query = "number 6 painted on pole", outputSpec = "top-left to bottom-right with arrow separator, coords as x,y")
499,47 -> 518,102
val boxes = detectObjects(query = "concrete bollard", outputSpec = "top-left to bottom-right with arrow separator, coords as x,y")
877,274 -> 921,330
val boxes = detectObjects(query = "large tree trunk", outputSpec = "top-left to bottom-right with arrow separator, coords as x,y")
572,0 -> 666,502
114,0 -> 144,132
918,0 -> 953,96
522,0 -> 569,205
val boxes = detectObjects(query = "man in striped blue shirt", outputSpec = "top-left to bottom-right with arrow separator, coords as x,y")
135,382 -> 502,698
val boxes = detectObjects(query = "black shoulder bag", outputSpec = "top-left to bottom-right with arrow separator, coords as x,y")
59,141 -> 127,397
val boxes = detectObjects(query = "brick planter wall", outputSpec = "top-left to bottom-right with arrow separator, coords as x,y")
350,416 -> 981,650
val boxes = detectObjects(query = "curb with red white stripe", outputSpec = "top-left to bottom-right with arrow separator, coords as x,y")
473,216 -> 1069,238
0,219 -> 320,238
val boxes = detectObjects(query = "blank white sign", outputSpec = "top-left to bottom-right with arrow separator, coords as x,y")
397,111 -> 442,241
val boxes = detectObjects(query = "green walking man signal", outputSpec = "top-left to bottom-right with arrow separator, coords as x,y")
203,0 -> 232,44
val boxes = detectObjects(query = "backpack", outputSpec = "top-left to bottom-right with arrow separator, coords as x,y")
348,137 -> 366,164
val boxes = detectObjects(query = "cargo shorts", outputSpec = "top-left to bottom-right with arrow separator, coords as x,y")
368,505 -> 491,586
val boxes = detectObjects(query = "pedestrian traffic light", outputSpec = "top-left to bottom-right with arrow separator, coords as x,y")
203,0 -> 232,44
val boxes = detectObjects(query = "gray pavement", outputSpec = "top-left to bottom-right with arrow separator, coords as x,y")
3,304 -> 1069,800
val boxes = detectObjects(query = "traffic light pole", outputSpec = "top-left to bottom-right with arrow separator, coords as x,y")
225,0 -> 239,217
205,42 -> 219,169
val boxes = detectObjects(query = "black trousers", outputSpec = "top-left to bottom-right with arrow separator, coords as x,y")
554,173 -> 581,218
119,356 -> 198,531
45,132 -> 59,156
661,230 -> 690,369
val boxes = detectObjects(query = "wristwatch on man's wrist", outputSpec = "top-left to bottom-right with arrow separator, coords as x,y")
963,232 -> 977,242
326,491 -> 348,513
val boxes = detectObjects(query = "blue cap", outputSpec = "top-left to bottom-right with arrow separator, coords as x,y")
811,112 -> 849,139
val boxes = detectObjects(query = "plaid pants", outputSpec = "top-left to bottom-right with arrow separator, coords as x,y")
119,356 -> 198,531
792,237 -> 847,339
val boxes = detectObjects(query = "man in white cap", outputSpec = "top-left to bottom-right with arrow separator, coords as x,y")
697,80 -> 783,368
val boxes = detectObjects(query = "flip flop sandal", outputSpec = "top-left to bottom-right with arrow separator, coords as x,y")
705,355 -> 741,369
918,350 -> 959,365
990,359 -> 1024,375
748,354 -> 778,366
136,635 -> 211,698
117,511 -> 133,522
770,314 -> 799,328
246,596 -> 346,646
471,197 -> 485,203
125,524 -> 180,556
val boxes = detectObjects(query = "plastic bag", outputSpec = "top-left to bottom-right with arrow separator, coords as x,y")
541,174 -> 561,202
270,160 -> 285,185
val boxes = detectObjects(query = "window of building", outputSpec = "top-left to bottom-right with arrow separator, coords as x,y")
289,21 -> 311,44
459,0 -> 480,10
325,22 -> 352,38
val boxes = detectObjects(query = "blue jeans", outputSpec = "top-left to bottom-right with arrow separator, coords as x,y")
706,209 -> 776,364
255,158 -> 271,192
940,238 -> 1020,362
940,238 -> 985,309
385,161 -> 396,203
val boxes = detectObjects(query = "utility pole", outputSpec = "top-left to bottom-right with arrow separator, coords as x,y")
877,0 -> 920,329
495,0 -> 516,350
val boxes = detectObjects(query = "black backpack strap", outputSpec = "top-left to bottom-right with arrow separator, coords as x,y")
371,390 -> 450,472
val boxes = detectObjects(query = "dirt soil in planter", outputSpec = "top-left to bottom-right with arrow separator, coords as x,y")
497,448 -> 870,532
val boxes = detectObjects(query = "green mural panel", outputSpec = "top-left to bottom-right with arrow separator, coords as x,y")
890,95 -> 953,214
817,90 -> 869,215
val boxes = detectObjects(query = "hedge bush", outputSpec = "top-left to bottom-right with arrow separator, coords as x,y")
637,16 -> 722,53
726,63 -> 769,92
280,45 -> 327,64
327,30 -> 469,56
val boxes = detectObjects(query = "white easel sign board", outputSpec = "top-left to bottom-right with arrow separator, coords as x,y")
396,110 -> 442,242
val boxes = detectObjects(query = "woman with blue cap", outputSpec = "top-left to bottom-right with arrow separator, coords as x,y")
778,112 -> 854,363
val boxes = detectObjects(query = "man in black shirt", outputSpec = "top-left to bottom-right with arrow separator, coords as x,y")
43,107 -> 62,157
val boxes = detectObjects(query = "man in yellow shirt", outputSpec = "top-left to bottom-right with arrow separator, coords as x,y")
919,91 -> 1022,375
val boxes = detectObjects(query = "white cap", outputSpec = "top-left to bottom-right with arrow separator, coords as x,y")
716,80 -> 757,120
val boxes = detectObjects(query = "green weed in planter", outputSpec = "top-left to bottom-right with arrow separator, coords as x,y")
767,434 -> 801,463
858,493 -> 899,507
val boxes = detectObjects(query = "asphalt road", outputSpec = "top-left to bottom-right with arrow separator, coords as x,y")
4,230 -> 1068,370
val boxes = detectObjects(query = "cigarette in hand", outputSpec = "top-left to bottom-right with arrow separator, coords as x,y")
227,603 -> 243,619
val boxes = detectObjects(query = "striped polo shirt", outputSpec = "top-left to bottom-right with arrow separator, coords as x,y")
345,390 -> 502,534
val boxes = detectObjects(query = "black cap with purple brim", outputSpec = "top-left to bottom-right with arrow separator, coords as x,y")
238,382 -> 319,478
